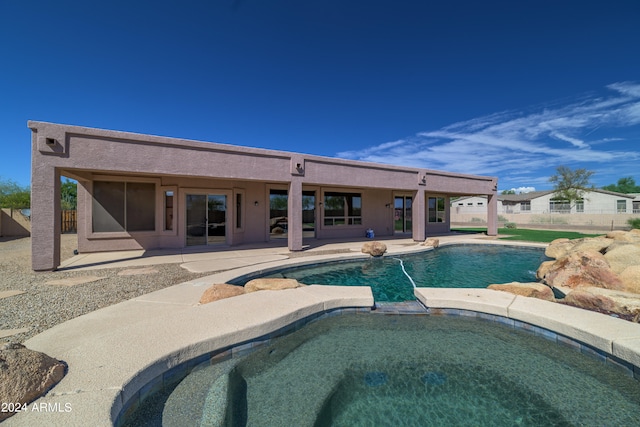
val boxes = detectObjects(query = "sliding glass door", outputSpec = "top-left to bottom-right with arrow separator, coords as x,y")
186,194 -> 227,246
394,196 -> 412,233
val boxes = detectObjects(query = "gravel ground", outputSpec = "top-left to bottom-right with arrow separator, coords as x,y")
0,234 -> 211,344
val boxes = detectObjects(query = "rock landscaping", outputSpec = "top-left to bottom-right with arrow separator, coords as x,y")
199,278 -> 306,304
490,229 -> 640,322
361,241 -> 387,257
0,343 -> 66,421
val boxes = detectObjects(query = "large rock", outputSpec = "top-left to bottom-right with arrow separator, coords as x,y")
604,243 -> 640,275
422,238 -> 440,248
487,282 -> 555,301
199,284 -> 245,304
361,241 -> 387,257
536,260 -> 556,280
544,238 -> 574,259
545,236 -> 613,260
542,250 -> 624,291
572,236 -> 614,254
606,230 -> 640,243
563,287 -> 640,321
0,343 -> 66,421
619,265 -> 640,294
244,278 -> 304,293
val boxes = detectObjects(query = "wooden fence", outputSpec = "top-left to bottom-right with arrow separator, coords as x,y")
61,210 -> 77,233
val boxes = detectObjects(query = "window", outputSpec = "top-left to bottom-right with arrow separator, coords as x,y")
549,200 -> 570,213
520,201 -> 531,211
93,181 -> 155,232
477,202 -> 484,206
235,193 -> 243,229
323,192 -> 362,226
576,199 -> 584,213
164,191 -> 174,231
634,201 -> 640,214
617,200 -> 627,213
428,197 -> 445,222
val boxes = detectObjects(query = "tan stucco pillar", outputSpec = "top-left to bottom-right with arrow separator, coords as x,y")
412,190 -> 426,241
31,166 -> 61,270
487,191 -> 498,236
288,179 -> 303,251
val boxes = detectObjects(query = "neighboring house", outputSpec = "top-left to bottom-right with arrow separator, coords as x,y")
452,190 -> 640,227
29,121 -> 499,271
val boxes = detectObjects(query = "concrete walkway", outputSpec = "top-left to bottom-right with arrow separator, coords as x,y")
6,234 -> 640,426
56,233 -> 506,273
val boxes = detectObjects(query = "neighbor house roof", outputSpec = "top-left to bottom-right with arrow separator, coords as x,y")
457,188 -> 637,204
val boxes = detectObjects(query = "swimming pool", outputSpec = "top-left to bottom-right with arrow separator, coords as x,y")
232,244 -> 549,302
128,313 -> 640,426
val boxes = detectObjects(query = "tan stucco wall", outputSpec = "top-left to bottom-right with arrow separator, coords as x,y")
452,212 -> 637,229
0,208 -> 31,237
30,121 -> 499,270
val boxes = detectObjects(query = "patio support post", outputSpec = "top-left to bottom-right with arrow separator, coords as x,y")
288,178 -> 303,251
31,165 -> 61,271
487,191 -> 498,236
412,190 -> 426,241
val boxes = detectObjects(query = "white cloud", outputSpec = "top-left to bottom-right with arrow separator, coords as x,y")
608,81 -> 640,98
510,187 -> 536,194
337,82 -> 640,188
550,132 -> 589,148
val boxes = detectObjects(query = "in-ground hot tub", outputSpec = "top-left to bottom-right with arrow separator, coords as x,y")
125,312 -> 640,426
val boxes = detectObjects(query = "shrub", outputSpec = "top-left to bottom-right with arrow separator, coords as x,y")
504,222 -> 517,229
628,218 -> 640,230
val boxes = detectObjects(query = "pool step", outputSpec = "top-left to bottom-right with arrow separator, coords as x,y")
373,301 -> 428,315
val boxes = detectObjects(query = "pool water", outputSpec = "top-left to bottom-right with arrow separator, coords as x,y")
238,245 -> 549,302
152,314 -> 640,427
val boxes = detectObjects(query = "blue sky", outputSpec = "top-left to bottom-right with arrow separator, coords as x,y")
2,0 -> 639,193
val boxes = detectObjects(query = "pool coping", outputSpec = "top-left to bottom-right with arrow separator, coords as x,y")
6,239 -> 640,426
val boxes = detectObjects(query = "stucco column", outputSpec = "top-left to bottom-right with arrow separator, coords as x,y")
487,191 -> 498,236
31,165 -> 61,271
412,190 -> 426,241
288,179 -> 303,251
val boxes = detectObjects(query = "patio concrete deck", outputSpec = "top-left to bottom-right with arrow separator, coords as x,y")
6,235 -> 640,426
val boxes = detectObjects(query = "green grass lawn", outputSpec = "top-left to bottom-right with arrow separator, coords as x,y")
452,227 -> 603,243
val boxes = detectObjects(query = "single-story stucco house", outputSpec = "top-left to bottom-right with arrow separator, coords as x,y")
453,190 -> 639,215
451,190 -> 640,228
29,121 -> 498,271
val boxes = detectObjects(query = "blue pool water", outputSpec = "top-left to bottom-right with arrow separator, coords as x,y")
233,245 -> 549,302
126,314 -> 640,427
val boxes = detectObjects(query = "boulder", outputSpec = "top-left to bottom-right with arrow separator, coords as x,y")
544,238 -> 574,259
487,282 -> 555,301
361,241 -> 387,257
0,343 -> 66,421
423,238 -> 440,248
536,260 -> 556,281
619,265 -> 640,294
572,236 -> 614,254
244,278 -> 304,293
542,250 -> 624,291
563,287 -> 640,321
199,284 -> 245,304
604,243 -> 640,275
606,230 -> 640,243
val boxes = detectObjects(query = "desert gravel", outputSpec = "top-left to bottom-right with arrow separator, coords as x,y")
0,235 -> 211,344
